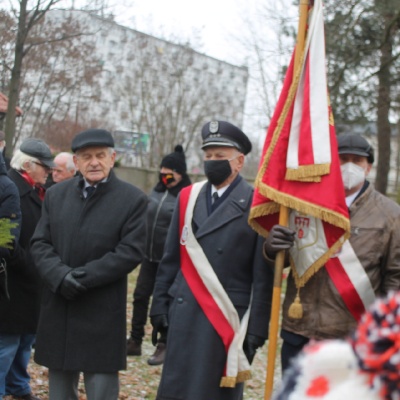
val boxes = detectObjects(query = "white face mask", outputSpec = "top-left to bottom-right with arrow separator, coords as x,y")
340,162 -> 366,190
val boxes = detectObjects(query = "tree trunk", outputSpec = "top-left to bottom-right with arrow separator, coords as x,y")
375,9 -> 393,195
396,119 -> 400,194
4,0 -> 28,158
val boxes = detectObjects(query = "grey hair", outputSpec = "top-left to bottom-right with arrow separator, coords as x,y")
55,152 -> 76,172
10,149 -> 39,171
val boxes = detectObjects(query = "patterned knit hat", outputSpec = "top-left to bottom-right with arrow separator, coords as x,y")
352,291 -> 400,399
274,291 -> 400,400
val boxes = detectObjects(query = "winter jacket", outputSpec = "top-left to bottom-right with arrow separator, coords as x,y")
0,168 -> 42,333
0,153 -> 20,259
281,182 -> 400,340
145,176 -> 192,262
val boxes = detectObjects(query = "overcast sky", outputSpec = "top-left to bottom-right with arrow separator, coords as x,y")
108,0 -> 298,136
113,0 -> 257,64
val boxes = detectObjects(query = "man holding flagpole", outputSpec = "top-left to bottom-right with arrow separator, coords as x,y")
263,133 -> 400,371
150,120 -> 274,400
247,2 -> 400,394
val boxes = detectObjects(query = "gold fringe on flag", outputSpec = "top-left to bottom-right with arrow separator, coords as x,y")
285,163 -> 330,181
289,232 -> 347,290
237,370 -> 252,383
220,370 -> 252,387
296,176 -> 322,183
253,51 -> 307,186
248,202 -> 280,237
220,376 -> 236,388
286,233 -> 348,320
249,185 -> 350,320
250,184 -> 351,235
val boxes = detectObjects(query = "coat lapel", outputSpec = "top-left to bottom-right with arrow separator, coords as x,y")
193,179 -> 252,240
192,184 -> 209,231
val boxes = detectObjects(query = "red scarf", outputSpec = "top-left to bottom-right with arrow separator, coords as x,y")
20,171 -> 46,201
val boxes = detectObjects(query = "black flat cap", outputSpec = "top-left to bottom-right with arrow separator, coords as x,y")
20,138 -> 55,168
337,134 -> 374,164
201,120 -> 252,155
71,128 -> 114,153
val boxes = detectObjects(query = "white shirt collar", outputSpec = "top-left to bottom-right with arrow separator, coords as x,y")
83,178 -> 107,189
211,184 -> 230,198
83,178 -> 107,197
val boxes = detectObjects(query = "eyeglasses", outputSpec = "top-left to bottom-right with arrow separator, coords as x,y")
32,161 -> 53,172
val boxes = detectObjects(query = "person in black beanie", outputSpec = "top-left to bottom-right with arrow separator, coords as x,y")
127,145 -> 191,365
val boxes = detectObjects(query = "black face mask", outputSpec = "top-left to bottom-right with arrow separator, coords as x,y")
159,172 -> 175,186
204,160 -> 232,186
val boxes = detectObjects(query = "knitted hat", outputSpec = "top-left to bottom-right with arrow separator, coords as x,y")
352,291 -> 400,399
160,145 -> 187,175
273,291 -> 400,400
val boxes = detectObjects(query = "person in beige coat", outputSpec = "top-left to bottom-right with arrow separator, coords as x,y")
264,134 -> 400,371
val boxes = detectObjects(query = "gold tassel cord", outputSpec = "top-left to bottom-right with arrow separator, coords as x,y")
288,290 -> 303,319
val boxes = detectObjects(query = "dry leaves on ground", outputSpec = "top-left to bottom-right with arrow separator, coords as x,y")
26,268 -> 282,399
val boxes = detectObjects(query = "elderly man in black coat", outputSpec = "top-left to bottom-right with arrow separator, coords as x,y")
31,129 -> 147,400
1,138 -> 54,400
150,121 -> 274,400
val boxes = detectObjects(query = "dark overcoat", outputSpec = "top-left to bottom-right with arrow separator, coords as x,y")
0,168 -> 42,333
30,171 -> 147,372
150,177 -> 274,400
0,155 -> 21,258
146,189 -> 178,262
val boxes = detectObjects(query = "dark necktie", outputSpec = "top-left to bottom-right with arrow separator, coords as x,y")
86,186 -> 96,198
212,191 -> 219,204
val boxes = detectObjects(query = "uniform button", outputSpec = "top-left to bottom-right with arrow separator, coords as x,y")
217,248 -> 223,254
177,297 -> 183,304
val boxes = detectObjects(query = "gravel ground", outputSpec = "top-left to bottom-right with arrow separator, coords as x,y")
16,268 -> 283,400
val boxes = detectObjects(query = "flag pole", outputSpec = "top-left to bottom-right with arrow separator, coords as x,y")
263,1 -> 310,399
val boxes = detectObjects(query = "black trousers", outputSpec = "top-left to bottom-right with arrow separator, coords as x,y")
280,330 -> 309,372
130,259 -> 166,344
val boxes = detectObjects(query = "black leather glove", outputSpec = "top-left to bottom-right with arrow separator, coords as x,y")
150,314 -> 169,346
60,270 -> 87,300
263,225 -> 296,259
243,334 -> 265,364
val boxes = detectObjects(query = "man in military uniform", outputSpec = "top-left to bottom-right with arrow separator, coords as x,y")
150,120 -> 274,400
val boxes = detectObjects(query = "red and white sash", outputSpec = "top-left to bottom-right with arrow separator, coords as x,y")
326,240 -> 376,321
179,181 -> 251,387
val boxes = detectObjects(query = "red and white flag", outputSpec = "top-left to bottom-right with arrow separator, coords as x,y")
286,0 -> 331,181
249,0 -> 350,295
